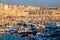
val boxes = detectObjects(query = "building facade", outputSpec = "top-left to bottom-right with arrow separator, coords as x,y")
0,3 -> 60,24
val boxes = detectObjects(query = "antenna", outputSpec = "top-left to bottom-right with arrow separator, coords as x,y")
45,4 -> 48,22
21,0 -> 23,5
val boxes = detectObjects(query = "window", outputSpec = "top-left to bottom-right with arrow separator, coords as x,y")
29,11 -> 35,15
41,10 -> 44,15
56,13 -> 60,14
48,11 -> 52,15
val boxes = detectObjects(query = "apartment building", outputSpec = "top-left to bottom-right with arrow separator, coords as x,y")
0,3 -> 60,24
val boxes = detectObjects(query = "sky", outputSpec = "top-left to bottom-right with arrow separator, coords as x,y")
0,0 -> 60,7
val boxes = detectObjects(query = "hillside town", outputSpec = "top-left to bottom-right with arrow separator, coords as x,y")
0,3 -> 60,25
0,3 -> 60,40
